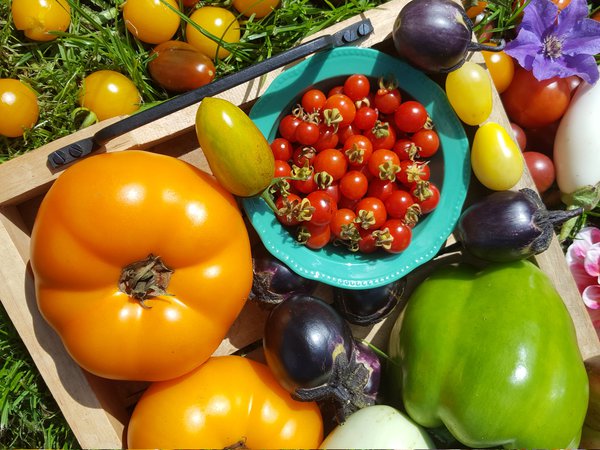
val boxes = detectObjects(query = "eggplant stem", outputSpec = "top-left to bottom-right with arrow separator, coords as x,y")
545,206 -> 585,226
467,38 -> 506,53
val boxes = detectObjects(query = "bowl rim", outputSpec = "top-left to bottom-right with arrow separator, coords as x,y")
242,47 -> 470,290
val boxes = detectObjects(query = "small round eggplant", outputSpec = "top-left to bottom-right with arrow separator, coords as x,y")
332,279 -> 406,326
249,244 -> 318,308
455,188 -> 583,262
263,294 -> 378,421
392,0 -> 504,73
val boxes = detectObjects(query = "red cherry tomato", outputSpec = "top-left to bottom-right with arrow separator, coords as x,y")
271,137 -> 293,161
354,196 -> 387,230
292,145 -> 316,168
323,94 -> 356,128
313,148 -> 348,181
365,122 -> 396,150
510,122 -> 527,150
413,182 -> 440,214
393,100 -> 429,133
339,170 -> 369,201
343,74 -> 370,101
412,128 -> 440,158
501,66 -> 571,129
314,124 -> 339,152
353,106 -> 379,131
298,223 -> 331,250
343,134 -> 373,168
367,178 -> 399,202
301,89 -> 327,114
374,87 -> 402,114
523,151 -> 555,193
384,190 -> 415,220
381,219 -> 412,253
279,114 -> 302,142
306,191 -> 337,226
367,149 -> 400,181
398,160 -> 431,187
275,193 -> 302,227
274,159 -> 292,178
330,208 -> 358,240
393,138 -> 419,161
296,120 -> 320,146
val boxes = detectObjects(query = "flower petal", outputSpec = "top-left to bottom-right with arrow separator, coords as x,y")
577,227 -> 600,246
569,258 -> 598,293
583,285 -> 600,309
584,246 -> 600,278
522,0 -> 559,36
558,54 -> 600,84
563,19 -> 600,56
555,0 -> 589,35
505,29 -> 543,71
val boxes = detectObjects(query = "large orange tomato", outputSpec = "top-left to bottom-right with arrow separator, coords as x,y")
127,355 -> 324,448
30,151 -> 252,381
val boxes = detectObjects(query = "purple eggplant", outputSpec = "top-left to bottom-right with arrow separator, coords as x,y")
455,188 -> 583,262
392,0 -> 504,73
263,294 -> 380,421
332,279 -> 406,326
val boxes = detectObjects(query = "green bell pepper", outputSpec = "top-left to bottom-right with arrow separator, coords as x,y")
387,259 -> 588,448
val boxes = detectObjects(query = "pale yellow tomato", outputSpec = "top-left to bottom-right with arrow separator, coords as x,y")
445,61 -> 493,126
186,6 -> 240,60
123,0 -> 180,44
78,70 -> 141,121
471,122 -> 524,191
0,78 -> 39,138
11,0 -> 71,41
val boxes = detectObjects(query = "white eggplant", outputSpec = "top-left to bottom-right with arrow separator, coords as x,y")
319,404 -> 434,449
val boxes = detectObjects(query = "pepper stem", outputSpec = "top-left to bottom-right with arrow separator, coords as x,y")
118,254 -> 173,307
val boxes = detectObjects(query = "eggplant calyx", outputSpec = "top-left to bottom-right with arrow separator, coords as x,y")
248,268 -> 284,308
292,349 -> 374,423
118,254 -> 174,307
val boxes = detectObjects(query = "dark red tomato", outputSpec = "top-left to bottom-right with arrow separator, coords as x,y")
296,120 -> 320,146
320,182 -> 340,204
373,87 -> 402,114
314,124 -> 339,152
275,193 -> 302,226
393,138 -> 419,161
365,122 -> 397,150
328,85 -> 344,96
412,128 -> 440,158
510,122 -> 527,150
337,124 -> 359,145
393,100 -> 429,133
354,197 -> 387,230
323,94 -> 356,128
298,223 -> 331,250
313,148 -> 348,181
292,145 -> 316,168
367,149 -> 400,181
339,170 -> 369,201
306,191 -> 337,226
343,135 -> 373,168
291,168 -> 318,194
413,182 -> 440,214
384,190 -> 414,220
381,219 -> 412,253
271,137 -> 293,161
279,114 -> 302,142
523,151 -> 555,193
274,159 -> 292,178
148,40 -> 216,93
358,229 -> 378,253
501,66 -> 571,129
343,74 -> 370,101
301,89 -> 327,114
398,160 -> 431,187
338,195 -> 359,211
330,208 -> 358,240
353,106 -> 379,131
367,178 -> 398,201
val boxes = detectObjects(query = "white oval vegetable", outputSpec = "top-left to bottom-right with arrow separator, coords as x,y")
553,79 -> 600,195
319,404 -> 434,449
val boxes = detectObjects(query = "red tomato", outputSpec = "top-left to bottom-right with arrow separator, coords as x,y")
330,208 -> 358,240
343,74 -> 370,101
374,87 -> 402,114
339,170 -> 369,201
367,149 -> 401,181
393,100 -> 429,133
314,124 -> 339,151
343,134 -> 373,168
510,122 -> 527,150
501,66 -> 571,129
353,106 -> 379,131
367,178 -> 399,201
412,128 -> 440,158
384,189 -> 415,220
413,182 -> 440,214
274,159 -> 292,178
296,120 -> 320,146
365,121 -> 396,150
271,137 -> 293,161
313,148 -> 348,181
279,114 -> 302,142
319,182 -> 340,204
354,196 -> 387,230
380,219 -> 412,253
301,89 -> 327,113
523,151 -> 555,193
358,229 -> 378,253
306,191 -> 337,226
298,223 -> 331,249
292,145 -> 316,168
275,193 -> 302,226
291,167 -> 318,194
398,160 -> 430,187
393,138 -> 419,160
323,94 -> 356,128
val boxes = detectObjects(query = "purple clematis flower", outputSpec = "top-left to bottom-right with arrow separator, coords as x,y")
504,0 -> 600,84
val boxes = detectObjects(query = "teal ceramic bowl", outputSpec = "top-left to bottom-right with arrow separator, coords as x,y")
242,47 -> 470,289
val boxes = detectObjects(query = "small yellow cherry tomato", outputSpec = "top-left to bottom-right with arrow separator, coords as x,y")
445,61 -> 493,126
186,6 -> 240,60
78,70 -> 141,121
471,122 -> 524,191
0,78 -> 39,138
11,0 -> 71,41
482,50 -> 515,94
232,0 -> 281,18
123,0 -> 180,44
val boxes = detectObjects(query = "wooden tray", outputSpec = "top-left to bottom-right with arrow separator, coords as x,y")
1,0 -> 598,447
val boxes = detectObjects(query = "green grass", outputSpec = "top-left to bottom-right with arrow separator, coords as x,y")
0,0 -> 386,447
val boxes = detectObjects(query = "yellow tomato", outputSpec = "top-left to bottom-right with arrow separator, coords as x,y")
0,78 -> 39,138
11,0 -> 70,41
78,70 -> 141,121
123,0 -> 180,44
471,122 -> 524,191
232,0 -> 281,18
445,61 -> 493,126
186,6 -> 240,60
482,50 -> 515,94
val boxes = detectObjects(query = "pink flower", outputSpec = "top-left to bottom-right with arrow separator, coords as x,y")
566,227 -> 600,329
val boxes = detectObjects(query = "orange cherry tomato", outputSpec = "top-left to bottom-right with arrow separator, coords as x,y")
78,70 -> 141,121
123,0 -> 180,44
11,0 -> 70,41
0,78 -> 39,138
482,50 -> 515,94
127,356 -> 324,448
186,6 -> 240,60
30,151 -> 252,381
232,0 -> 280,18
